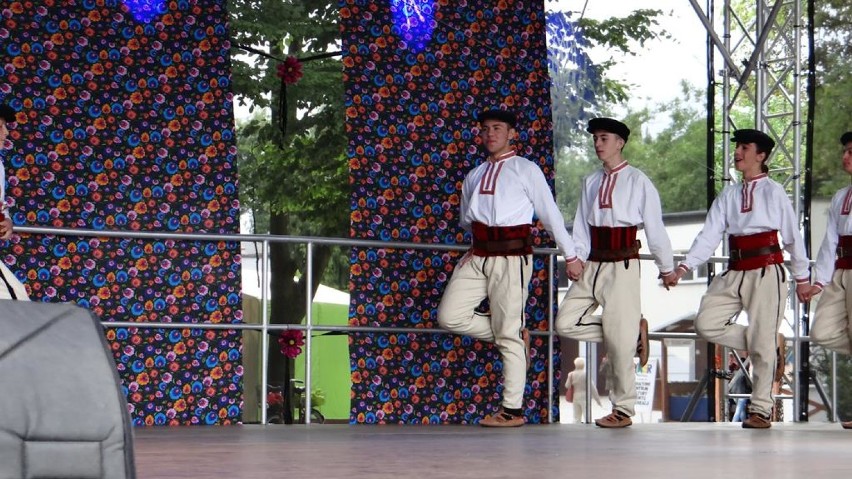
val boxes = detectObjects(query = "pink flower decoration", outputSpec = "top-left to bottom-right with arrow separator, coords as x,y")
276,56 -> 303,85
267,391 -> 284,406
278,329 -> 305,358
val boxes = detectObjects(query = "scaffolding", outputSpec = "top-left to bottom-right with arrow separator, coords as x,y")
688,0 -> 816,421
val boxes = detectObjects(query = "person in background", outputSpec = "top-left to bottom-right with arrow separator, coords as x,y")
565,357 -> 602,423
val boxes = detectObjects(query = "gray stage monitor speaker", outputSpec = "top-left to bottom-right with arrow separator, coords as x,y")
0,300 -> 136,479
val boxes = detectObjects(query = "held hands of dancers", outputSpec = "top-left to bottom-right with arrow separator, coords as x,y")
565,258 -> 584,282
659,268 -> 683,290
797,283 -> 822,303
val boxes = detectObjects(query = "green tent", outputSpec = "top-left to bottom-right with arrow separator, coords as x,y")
294,285 -> 351,422
242,285 -> 351,423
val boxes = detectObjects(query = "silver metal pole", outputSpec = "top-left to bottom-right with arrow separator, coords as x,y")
832,351 -> 838,422
304,242 -> 314,424
547,254 -> 555,424
260,240 -> 270,425
723,0 -> 732,181
792,0 -> 804,421
585,338 -> 593,424
755,0 -> 766,129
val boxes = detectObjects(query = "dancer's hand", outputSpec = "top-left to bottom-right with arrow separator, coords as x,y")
566,259 -> 584,282
795,283 -> 813,303
660,269 -> 681,290
0,217 -> 12,240
798,284 -> 821,303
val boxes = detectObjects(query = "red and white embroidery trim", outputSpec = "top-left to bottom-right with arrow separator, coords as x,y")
598,161 -> 628,209
740,173 -> 766,213
478,150 -> 515,195
842,188 -> 852,215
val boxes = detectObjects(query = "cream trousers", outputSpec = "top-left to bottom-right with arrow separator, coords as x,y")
438,253 -> 532,409
556,259 -> 641,417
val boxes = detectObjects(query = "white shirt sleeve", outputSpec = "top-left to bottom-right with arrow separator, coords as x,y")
459,175 -> 473,233
524,164 -> 576,260
572,177 -> 591,262
681,193 -> 728,270
776,186 -> 810,282
639,175 -> 674,273
0,157 -> 7,219
813,191 -> 842,287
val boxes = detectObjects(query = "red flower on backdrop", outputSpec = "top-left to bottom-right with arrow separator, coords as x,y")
267,391 -> 284,406
276,56 -> 303,84
278,330 -> 305,358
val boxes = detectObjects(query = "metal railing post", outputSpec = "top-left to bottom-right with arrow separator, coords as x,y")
260,240 -> 270,425
304,243 -> 314,424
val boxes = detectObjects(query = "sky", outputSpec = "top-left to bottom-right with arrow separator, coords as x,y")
551,0 -> 709,133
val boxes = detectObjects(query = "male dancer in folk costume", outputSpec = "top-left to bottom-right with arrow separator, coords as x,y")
669,128 -> 811,429
438,108 -> 581,427
556,117 -> 675,428
0,103 -> 29,300
808,131 -> 852,429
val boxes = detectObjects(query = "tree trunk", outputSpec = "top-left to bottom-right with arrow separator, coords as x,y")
266,210 -> 335,423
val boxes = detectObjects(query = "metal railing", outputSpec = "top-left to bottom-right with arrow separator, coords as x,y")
14,225 -> 835,424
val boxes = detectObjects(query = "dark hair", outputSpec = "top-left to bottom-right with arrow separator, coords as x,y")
756,144 -> 773,173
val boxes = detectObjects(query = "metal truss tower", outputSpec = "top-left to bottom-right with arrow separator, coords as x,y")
688,0 -> 812,421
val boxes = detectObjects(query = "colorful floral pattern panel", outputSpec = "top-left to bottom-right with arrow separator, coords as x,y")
343,0 -> 560,424
0,0 -> 242,425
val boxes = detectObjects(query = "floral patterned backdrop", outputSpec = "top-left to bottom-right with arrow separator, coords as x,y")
0,0 -> 242,425
342,0 -> 560,424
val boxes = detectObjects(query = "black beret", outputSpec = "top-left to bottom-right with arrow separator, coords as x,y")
477,109 -> 517,129
841,131 -> 852,146
731,128 -> 775,152
586,117 -> 630,142
0,104 -> 14,123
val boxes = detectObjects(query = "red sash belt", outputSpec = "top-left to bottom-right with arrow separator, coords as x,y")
835,235 -> 852,270
588,225 -> 640,262
728,230 -> 783,271
471,222 -> 532,257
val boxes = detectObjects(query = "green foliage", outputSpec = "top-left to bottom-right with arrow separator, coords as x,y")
547,6 -> 669,155
810,0 -> 852,197
578,9 -> 672,54
230,0 -> 350,353
623,85 -> 712,213
577,9 -> 671,106
548,7 -> 670,215
557,83 -> 714,216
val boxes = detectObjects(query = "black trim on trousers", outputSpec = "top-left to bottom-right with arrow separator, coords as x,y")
0,266 -> 18,300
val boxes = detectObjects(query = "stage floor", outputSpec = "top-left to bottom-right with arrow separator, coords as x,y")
134,422 -> 852,478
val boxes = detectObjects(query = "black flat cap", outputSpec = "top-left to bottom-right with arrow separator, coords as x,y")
587,117 -> 630,142
731,129 -> 775,152
477,108 -> 517,128
841,131 -> 852,145
0,104 -> 14,123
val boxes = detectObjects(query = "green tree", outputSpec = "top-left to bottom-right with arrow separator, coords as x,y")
230,0 -> 348,416
810,0 -> 852,197
547,7 -> 671,216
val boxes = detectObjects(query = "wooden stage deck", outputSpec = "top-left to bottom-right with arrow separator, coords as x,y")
134,422 -> 852,478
